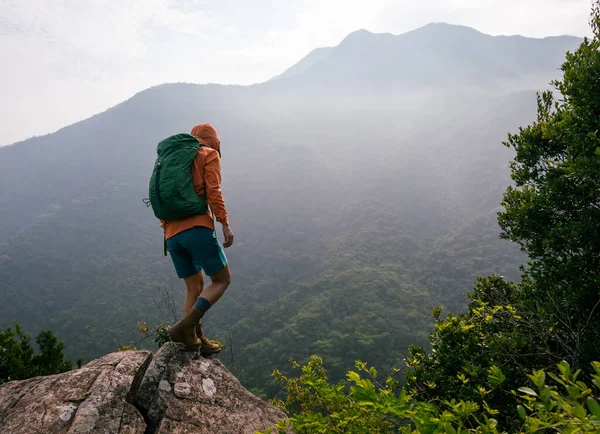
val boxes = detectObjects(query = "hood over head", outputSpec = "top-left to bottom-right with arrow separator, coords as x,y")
190,123 -> 221,155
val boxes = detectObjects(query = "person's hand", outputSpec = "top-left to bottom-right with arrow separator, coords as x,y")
222,225 -> 234,248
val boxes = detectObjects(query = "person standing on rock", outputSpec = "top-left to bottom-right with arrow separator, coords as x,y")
151,123 -> 234,353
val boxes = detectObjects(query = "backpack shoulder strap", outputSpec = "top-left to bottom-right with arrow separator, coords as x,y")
194,144 -> 217,231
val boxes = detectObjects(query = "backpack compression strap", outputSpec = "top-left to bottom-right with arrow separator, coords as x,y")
154,160 -> 162,205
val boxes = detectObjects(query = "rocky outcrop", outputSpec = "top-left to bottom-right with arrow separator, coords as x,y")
0,343 -> 286,434
137,343 -> 286,433
0,350 -> 151,434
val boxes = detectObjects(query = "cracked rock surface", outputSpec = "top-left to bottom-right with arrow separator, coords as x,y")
0,350 -> 151,434
137,342 -> 286,433
0,343 -> 286,434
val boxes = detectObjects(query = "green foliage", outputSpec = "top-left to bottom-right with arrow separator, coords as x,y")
261,355 -> 500,434
0,323 -> 34,383
406,272 -> 596,429
260,358 -> 600,434
32,330 -> 75,377
517,360 -> 600,432
118,321 -> 172,352
154,322 -> 172,348
405,276 -> 534,430
498,15 -> 600,371
0,323 -> 73,384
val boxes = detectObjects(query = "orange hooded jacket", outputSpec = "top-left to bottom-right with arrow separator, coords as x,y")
161,124 -> 229,239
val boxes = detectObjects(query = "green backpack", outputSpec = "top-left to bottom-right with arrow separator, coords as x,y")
148,133 -> 209,221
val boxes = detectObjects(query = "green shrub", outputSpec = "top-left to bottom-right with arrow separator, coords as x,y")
258,358 -> 600,434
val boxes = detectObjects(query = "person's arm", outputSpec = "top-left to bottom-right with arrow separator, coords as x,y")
204,150 -> 234,247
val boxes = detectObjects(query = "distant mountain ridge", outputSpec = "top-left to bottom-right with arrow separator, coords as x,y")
270,46 -> 336,81
269,23 -> 582,89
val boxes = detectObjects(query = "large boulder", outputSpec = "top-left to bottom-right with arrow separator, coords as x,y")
0,350 -> 151,433
137,342 -> 287,433
0,343 -> 287,434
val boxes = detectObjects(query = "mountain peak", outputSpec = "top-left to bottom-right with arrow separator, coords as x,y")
420,22 -> 484,32
337,28 -> 394,47
403,22 -> 488,41
341,28 -> 375,40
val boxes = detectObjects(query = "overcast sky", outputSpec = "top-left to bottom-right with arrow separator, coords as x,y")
0,0 -> 593,146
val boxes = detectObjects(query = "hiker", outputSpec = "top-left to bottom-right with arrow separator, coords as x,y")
157,123 -> 234,352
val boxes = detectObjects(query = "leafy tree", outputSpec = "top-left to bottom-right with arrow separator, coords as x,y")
405,276 -> 534,430
403,274 -> 598,430
0,323 -> 34,383
0,323 -> 73,383
497,4 -> 600,371
31,330 -> 74,376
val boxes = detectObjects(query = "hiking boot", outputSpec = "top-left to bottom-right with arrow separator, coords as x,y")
168,308 -> 204,350
196,322 -> 221,354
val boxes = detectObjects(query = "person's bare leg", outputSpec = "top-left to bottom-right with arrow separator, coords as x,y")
168,271 -> 204,349
200,264 -> 232,305
191,266 -> 230,353
183,271 -> 204,314
197,272 -> 205,297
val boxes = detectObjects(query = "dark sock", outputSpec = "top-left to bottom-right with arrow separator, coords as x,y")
194,297 -> 212,314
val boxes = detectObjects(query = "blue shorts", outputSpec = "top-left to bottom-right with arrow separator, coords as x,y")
167,226 -> 228,278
